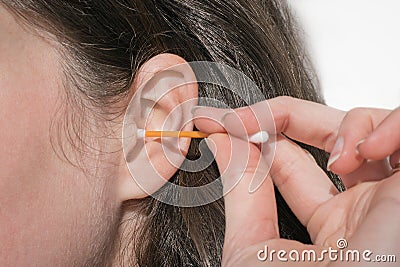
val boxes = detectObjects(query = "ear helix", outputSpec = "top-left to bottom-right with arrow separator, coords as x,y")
121,63 -> 199,198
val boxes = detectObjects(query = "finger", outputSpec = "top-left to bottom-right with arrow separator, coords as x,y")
194,99 -> 392,176
340,159 -> 392,188
326,107 -> 390,175
204,133 -> 279,261
192,106 -> 231,133
358,107 -> 400,160
344,176 -> 400,263
270,135 -> 338,226
194,96 -> 347,152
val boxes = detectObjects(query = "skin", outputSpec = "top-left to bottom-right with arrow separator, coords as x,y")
0,5 -> 197,266
194,96 -> 400,266
2,3 -> 398,266
0,6 -> 122,266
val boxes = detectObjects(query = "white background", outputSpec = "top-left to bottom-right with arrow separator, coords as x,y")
288,0 -> 399,110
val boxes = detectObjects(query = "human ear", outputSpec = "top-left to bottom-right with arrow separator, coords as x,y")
116,53 -> 198,202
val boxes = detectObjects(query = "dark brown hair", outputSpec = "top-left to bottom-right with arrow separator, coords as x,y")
2,1 -> 344,266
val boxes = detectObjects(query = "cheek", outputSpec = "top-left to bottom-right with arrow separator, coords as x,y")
0,65 -> 117,265
0,31 -> 60,209
0,18 -> 60,188
0,56 -> 73,264
0,78 -> 53,187
0,36 -> 116,266
0,8 -> 120,265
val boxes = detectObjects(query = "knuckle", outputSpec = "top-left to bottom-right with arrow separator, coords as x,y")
275,95 -> 294,104
343,107 -> 372,122
270,157 -> 297,188
347,107 -> 367,115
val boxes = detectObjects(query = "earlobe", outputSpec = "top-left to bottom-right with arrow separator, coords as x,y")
117,53 -> 198,202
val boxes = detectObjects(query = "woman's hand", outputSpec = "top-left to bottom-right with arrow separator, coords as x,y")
193,97 -> 400,266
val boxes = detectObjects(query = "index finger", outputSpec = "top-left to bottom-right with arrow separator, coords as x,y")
194,96 -> 346,152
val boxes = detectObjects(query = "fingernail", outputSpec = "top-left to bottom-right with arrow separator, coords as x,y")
223,111 -> 247,137
220,111 -> 235,123
190,106 -> 203,115
327,136 -> 344,171
248,166 -> 270,193
355,139 -> 365,155
204,138 -> 217,155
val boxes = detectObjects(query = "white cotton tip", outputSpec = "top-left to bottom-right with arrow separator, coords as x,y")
137,128 -> 146,138
248,131 -> 269,144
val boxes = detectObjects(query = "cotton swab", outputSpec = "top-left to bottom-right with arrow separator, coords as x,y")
137,129 -> 269,143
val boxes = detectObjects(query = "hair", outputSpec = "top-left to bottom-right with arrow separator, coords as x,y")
3,1 -> 344,266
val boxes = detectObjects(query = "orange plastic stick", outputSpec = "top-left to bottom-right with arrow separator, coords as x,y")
144,131 -> 209,138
